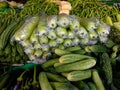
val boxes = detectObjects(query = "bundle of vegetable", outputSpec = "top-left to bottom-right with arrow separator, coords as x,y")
12,13 -> 110,63
0,16 -> 29,64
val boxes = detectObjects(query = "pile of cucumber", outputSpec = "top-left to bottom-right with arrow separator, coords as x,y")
0,44 -> 120,90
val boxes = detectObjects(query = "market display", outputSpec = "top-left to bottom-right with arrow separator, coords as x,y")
0,0 -> 120,90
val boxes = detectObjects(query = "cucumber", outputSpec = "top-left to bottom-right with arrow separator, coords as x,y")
50,82 -> 79,90
87,82 -> 97,90
54,62 -> 64,67
41,58 -> 59,69
73,81 -> 90,90
67,70 -> 92,81
55,58 -> 96,72
92,69 -> 105,90
46,72 -> 68,82
59,54 -> 94,64
38,72 -> 53,90
54,49 -> 71,56
65,46 -> 81,52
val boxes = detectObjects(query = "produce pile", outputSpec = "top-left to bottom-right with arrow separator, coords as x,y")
0,0 -> 120,90
0,46 -> 120,90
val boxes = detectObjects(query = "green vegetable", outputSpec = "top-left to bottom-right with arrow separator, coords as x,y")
96,24 -> 110,36
54,49 -> 71,56
47,15 -> 57,29
39,72 -> 53,90
14,15 -> 39,41
80,18 -> 96,32
56,38 -> 64,44
72,38 -> 80,46
70,17 -> 80,32
67,30 -> 75,39
49,40 -> 57,47
57,14 -> 70,28
32,66 -> 39,88
88,31 -> 98,40
65,46 -> 81,52
0,19 -> 20,50
113,22 -> 120,31
34,49 -> 42,57
77,26 -> 88,38
73,81 -> 90,90
84,45 -> 108,53
59,54 -> 94,64
92,69 -> 105,90
55,58 -> 96,72
63,39 -> 72,47
101,53 -> 112,84
48,30 -> 57,40
54,62 -> 64,67
67,70 -> 92,81
37,25 -> 48,36
41,58 -> 59,69
50,82 -> 79,90
0,72 -> 10,89
38,36 -> 48,45
30,29 -> 38,43
116,14 -> 120,22
105,16 -> 113,26
46,72 -> 68,82
88,82 -> 97,90
33,42 -> 41,49
56,27 -> 67,38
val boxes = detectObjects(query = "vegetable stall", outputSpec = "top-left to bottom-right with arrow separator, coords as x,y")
0,0 -> 120,90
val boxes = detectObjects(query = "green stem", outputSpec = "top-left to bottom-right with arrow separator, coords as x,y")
17,70 -> 28,81
32,66 -> 38,87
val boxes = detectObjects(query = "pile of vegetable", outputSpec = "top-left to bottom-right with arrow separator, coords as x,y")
0,45 -> 120,89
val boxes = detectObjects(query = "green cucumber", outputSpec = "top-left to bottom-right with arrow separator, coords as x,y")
46,72 -> 68,82
59,54 -> 94,64
67,70 -> 92,81
65,46 -> 81,52
92,69 -> 105,90
55,58 -> 96,72
41,58 -> 59,69
50,82 -> 79,90
38,72 -> 53,90
54,49 -> 71,56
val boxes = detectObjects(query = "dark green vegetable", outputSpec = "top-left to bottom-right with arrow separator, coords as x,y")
41,58 -> 59,69
0,72 -> 10,89
101,53 -> 112,85
50,82 -> 79,90
46,72 -> 68,82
